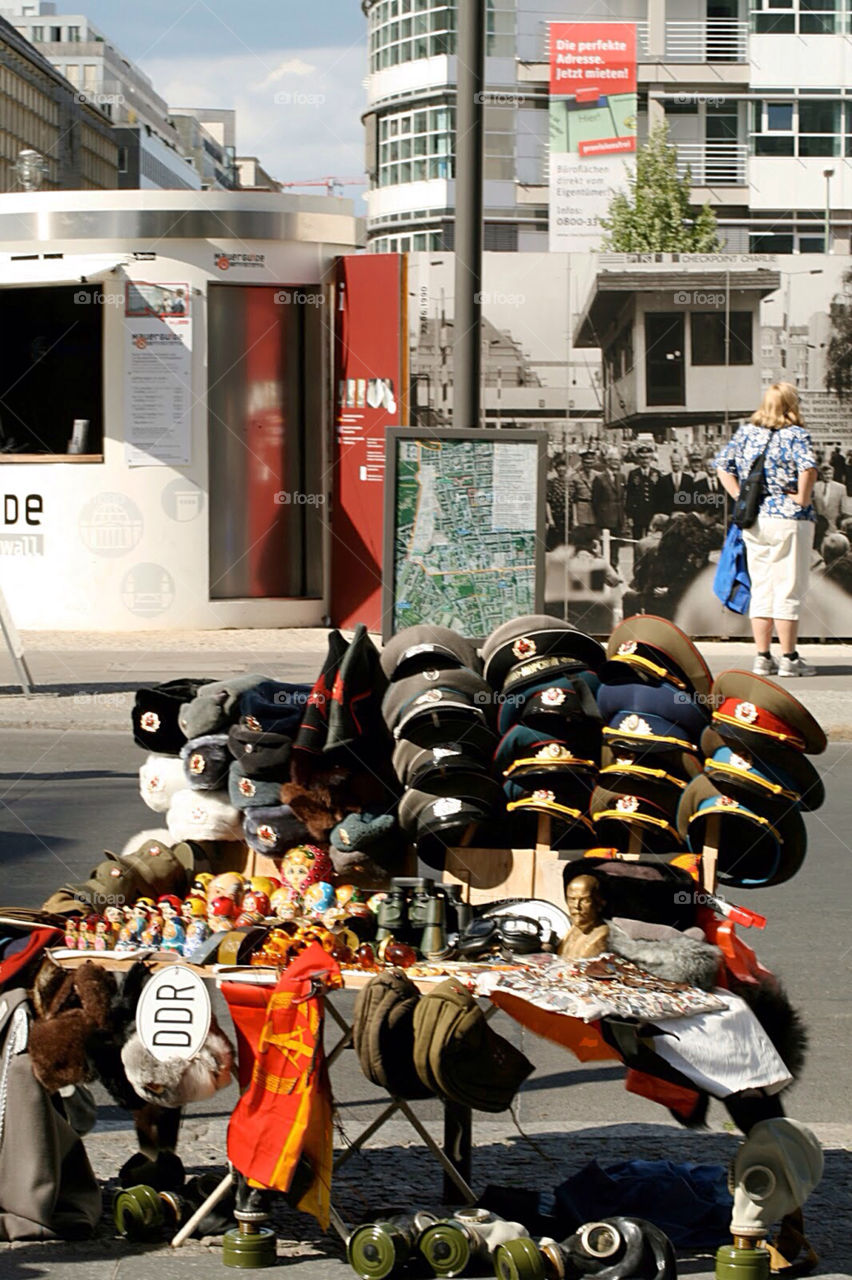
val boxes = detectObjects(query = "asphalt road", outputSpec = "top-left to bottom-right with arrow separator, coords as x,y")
1,729 -> 850,1130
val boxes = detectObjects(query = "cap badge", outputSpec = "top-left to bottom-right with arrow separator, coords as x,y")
616,795 -> 640,813
719,795 -> 738,807
433,797 -> 462,818
432,746 -> 459,760
617,641 -> 638,655
532,789 -> 555,803
245,716 -> 262,732
729,750 -> 752,771
189,753 -> 205,776
339,827 -> 351,846
257,824 -> 276,846
140,711 -> 160,733
512,637 -> 537,660
149,845 -> 161,856
238,777 -> 256,797
146,775 -> 161,791
191,808 -> 204,822
538,743 -> 564,760
621,713 -> 652,735
541,687 -> 566,707
416,689 -> 443,705
734,701 -> 758,724
422,668 -> 440,681
110,867 -> 121,878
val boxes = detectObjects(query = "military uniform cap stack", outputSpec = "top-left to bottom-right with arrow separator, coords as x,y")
677,670 -> 826,889
592,616 -> 712,855
483,615 -> 605,849
382,625 -> 499,868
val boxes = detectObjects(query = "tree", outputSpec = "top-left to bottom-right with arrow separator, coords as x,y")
826,268 -> 852,400
600,124 -> 722,253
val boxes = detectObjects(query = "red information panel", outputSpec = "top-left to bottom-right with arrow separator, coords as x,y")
331,254 -> 403,631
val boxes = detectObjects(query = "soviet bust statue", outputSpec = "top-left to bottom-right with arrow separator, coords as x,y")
559,873 -> 610,959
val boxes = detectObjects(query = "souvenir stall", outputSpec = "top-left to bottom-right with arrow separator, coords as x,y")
0,615 -> 827,1279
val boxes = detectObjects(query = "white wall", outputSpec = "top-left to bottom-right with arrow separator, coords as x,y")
0,236 -> 343,630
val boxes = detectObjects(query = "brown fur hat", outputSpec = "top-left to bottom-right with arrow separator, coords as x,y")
27,959 -> 117,1094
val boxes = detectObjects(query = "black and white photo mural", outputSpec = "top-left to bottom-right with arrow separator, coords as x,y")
406,251 -> 852,639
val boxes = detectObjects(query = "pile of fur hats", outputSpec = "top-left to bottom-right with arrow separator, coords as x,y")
134,674 -> 314,858
381,625 -> 501,868
484,615 -> 606,849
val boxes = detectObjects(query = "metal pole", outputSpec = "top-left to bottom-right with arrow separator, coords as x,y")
452,0 -> 485,429
824,168 -> 834,254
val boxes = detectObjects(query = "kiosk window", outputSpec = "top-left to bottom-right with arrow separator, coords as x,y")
0,285 -> 103,459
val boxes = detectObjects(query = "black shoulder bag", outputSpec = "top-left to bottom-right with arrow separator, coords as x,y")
731,431 -> 777,529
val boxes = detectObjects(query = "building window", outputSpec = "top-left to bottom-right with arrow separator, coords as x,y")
50,26 -> 62,40
117,145 -> 128,173
67,25 -> 81,41
378,103 -> 455,185
64,63 -> 79,85
752,96 -> 846,157
750,1 -> 843,34
691,312 -> 753,366
30,25 -> 43,41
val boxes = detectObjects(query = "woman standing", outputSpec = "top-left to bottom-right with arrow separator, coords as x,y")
715,382 -> 818,677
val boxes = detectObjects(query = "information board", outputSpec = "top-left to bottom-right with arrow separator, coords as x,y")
382,428 -> 547,642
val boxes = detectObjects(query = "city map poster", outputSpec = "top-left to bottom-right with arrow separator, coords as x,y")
331,253 -> 403,631
382,428 -> 547,643
548,22 -> 637,253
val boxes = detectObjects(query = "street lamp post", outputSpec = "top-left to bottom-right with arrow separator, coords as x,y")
824,168 -> 835,254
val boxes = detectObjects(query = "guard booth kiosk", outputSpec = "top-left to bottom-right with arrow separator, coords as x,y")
0,190 -> 359,630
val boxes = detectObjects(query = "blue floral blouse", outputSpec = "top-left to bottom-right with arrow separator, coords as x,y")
714,423 -> 817,522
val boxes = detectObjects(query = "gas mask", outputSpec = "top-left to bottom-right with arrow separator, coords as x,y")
730,1119 -> 823,1237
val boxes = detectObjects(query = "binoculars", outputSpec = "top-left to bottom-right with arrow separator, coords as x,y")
375,878 -> 473,958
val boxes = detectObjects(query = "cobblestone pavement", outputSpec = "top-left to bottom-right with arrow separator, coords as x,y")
2,1116 -> 850,1278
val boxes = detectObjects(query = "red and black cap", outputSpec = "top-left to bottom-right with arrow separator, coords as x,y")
710,671 -> 827,757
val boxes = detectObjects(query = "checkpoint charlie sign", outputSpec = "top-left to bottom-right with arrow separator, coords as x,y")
135,966 -> 211,1061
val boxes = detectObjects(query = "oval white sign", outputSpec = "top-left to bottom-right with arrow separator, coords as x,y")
135,965 -> 211,1063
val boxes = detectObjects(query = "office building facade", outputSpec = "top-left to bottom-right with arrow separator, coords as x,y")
361,0 -> 852,255
0,12 -> 116,189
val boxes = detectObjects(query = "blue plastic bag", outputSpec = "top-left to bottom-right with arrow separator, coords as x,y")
713,523 -> 751,614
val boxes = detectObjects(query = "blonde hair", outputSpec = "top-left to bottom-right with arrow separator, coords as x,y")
751,382 -> 805,430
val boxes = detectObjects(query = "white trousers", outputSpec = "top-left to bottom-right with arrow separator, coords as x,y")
743,516 -> 814,621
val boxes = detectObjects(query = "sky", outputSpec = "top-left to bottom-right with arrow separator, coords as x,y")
79,1 -> 369,191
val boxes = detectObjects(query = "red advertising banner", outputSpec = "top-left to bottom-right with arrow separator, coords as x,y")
549,23 -> 637,98
330,254 -> 404,631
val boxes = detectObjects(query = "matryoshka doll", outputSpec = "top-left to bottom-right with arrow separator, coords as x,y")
182,894 -> 207,923
77,916 -> 98,950
63,918 -> 79,950
140,909 -> 164,949
93,917 -> 113,951
161,915 -> 186,953
236,888 -> 271,927
280,844 -> 333,908
302,880 -> 336,918
114,918 -> 138,953
269,887 -> 298,921
183,917 -> 211,961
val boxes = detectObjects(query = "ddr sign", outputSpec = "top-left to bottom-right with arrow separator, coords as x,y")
135,966 -> 211,1062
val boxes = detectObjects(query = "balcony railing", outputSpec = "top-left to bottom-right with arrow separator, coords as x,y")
675,141 -> 748,185
543,20 -> 747,64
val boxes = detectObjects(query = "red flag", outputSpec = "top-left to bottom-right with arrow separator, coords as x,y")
225,944 -> 341,1228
